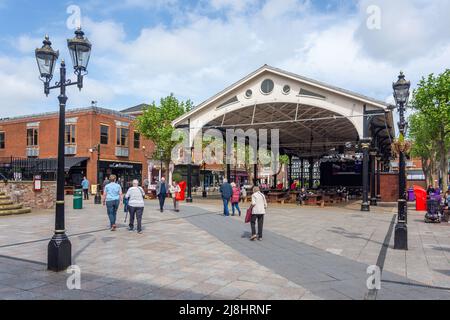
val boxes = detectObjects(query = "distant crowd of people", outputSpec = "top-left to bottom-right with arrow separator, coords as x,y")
219,178 -> 267,241
426,184 -> 450,210
79,175 -> 269,241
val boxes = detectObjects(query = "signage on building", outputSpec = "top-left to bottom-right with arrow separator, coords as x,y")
109,163 -> 134,169
33,175 -> 42,192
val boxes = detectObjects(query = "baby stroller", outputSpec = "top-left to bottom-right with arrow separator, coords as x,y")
424,199 -> 442,223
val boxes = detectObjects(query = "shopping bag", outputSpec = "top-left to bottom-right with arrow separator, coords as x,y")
245,206 -> 253,223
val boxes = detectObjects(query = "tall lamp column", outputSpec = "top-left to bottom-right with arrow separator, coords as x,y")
35,29 -> 92,271
392,72 -> 411,251
94,144 -> 101,204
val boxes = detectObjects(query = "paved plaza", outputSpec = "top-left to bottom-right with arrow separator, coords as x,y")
0,198 -> 449,300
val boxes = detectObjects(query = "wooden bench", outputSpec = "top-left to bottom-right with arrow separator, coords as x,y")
275,194 -> 291,204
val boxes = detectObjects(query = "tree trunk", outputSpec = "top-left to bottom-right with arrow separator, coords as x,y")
439,129 -> 448,191
431,153 -> 439,187
422,157 -> 432,186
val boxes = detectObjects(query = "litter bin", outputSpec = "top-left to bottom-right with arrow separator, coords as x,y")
73,189 -> 83,209
408,188 -> 415,201
413,186 -> 427,212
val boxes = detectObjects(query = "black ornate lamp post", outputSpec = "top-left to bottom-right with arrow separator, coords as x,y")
392,72 -> 411,250
89,144 -> 101,204
370,149 -> 378,206
186,146 -> 193,203
376,154 -> 382,201
360,140 -> 371,211
202,161 -> 207,198
35,28 -> 91,271
159,148 -> 164,180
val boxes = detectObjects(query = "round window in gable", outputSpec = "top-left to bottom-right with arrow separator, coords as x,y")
283,85 -> 291,94
261,79 -> 274,94
245,89 -> 253,98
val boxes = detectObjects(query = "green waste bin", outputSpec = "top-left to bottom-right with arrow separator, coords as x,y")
73,189 -> 83,209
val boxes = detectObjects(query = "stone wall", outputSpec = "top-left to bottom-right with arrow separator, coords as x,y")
0,181 -> 56,209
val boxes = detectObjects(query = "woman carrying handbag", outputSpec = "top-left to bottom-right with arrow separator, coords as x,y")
125,179 -> 146,234
248,186 -> 267,241
170,181 -> 181,212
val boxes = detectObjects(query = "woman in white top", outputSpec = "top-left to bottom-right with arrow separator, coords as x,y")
250,186 -> 267,241
169,181 -> 181,212
125,179 -> 146,234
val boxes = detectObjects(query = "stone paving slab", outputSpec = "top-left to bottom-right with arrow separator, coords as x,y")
0,198 -> 318,300
0,197 -> 449,300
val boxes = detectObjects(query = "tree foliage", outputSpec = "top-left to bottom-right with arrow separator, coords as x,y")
410,69 -> 450,190
408,113 -> 438,185
136,94 -> 193,174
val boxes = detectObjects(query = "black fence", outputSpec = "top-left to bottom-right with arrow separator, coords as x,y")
0,157 -> 57,181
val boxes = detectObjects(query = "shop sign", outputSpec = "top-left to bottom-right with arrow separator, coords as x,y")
109,163 -> 134,169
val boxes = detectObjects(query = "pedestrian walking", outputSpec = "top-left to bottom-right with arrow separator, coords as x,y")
250,186 -> 267,241
81,176 -> 90,200
156,177 -> 169,212
102,174 -> 123,231
231,182 -> 241,216
170,181 -> 181,212
240,185 -> 247,203
125,179 -> 146,234
219,178 -> 232,216
102,177 -> 109,191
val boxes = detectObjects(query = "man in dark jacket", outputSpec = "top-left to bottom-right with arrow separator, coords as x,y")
156,177 -> 169,212
220,178 -> 233,216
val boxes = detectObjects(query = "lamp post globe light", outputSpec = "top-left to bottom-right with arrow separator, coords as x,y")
392,71 -> 411,251
35,28 -> 92,272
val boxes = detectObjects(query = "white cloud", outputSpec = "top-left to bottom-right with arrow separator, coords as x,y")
1,0 -> 449,117
355,0 -> 450,64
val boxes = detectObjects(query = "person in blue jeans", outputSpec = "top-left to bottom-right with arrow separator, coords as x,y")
102,174 -> 123,231
81,177 -> 90,200
219,178 -> 233,216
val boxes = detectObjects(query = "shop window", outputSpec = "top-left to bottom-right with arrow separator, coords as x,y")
27,128 -> 39,146
100,125 -> 109,145
65,124 -> 76,145
116,127 -> 129,147
134,131 -> 140,149
0,132 -> 4,149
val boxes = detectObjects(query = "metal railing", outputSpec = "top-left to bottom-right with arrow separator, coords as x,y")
0,157 -> 56,181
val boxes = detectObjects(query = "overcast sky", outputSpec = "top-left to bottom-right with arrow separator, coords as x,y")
0,0 -> 449,117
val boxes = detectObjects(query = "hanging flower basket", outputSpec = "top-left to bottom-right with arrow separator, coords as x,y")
391,137 -> 412,156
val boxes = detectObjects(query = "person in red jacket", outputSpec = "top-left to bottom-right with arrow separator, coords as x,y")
231,182 -> 242,216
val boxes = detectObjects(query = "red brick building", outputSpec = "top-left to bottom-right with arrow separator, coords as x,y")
0,107 -> 155,190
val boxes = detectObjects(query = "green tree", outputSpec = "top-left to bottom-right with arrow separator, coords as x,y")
408,112 -> 438,186
136,94 -> 193,178
411,69 -> 450,190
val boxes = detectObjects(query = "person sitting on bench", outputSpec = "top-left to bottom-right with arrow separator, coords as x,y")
297,188 -> 308,206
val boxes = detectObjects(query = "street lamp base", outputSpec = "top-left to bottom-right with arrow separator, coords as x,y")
186,197 -> 193,203
48,232 -> 72,272
361,202 -> 370,212
202,191 -> 207,198
370,198 -> 378,206
394,223 -> 408,250
94,188 -> 102,204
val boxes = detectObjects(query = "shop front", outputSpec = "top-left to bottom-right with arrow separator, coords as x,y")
99,160 -> 142,191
